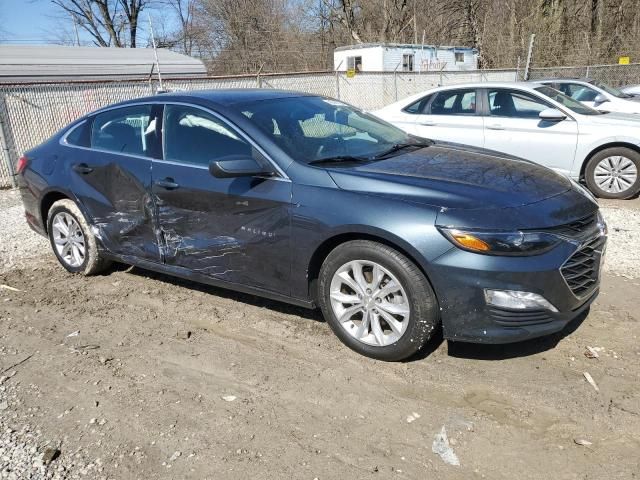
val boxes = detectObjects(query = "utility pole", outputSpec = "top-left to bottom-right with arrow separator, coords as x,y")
70,13 -> 81,46
524,34 -> 535,80
147,14 -> 164,92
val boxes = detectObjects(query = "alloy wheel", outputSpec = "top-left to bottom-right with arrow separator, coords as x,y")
51,212 -> 86,268
329,260 -> 410,347
594,156 -> 638,194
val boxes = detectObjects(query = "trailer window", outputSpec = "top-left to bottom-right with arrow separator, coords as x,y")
347,56 -> 362,72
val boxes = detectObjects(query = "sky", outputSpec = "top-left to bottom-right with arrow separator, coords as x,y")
0,0 -> 165,46
1,0 -> 62,44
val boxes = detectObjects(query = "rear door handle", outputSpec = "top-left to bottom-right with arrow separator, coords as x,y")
155,178 -> 180,190
419,121 -> 436,126
487,124 -> 505,130
72,163 -> 93,174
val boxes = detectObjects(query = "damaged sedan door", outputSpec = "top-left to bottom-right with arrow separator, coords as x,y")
67,104 -> 162,261
152,103 -> 292,293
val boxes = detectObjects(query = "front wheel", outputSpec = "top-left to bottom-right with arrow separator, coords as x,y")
318,240 -> 439,361
584,148 -> 640,199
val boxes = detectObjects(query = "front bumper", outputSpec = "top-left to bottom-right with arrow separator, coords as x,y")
428,232 -> 605,344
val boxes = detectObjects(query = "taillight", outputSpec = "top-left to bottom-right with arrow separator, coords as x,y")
16,155 -> 29,174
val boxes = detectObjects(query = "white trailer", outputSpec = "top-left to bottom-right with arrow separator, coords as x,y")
334,43 -> 478,73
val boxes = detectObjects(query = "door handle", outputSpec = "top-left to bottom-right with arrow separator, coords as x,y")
487,124 -> 505,130
72,163 -> 93,174
155,178 -> 179,190
419,121 -> 436,126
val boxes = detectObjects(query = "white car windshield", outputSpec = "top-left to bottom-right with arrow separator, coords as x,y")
535,86 -> 603,115
591,80 -> 634,99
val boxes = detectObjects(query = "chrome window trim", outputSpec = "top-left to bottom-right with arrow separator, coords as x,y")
59,100 -> 290,181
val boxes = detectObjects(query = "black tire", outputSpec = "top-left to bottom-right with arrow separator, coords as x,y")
47,199 -> 111,275
318,240 -> 439,361
584,147 -> 640,199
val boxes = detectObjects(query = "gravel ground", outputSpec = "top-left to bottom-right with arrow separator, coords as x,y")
0,190 -> 47,274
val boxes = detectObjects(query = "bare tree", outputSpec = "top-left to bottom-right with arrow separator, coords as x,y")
50,0 -> 153,47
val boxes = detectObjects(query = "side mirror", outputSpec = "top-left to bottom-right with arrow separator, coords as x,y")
538,108 -> 567,122
594,93 -> 609,104
209,155 -> 274,179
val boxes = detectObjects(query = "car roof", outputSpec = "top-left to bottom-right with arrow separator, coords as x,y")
533,78 -> 595,84
92,88 -> 317,114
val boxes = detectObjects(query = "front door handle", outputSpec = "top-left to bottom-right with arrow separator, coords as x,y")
72,163 -> 93,174
487,124 -> 505,130
155,178 -> 180,190
419,121 -> 436,126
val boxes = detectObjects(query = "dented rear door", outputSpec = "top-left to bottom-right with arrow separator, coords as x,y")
152,103 -> 292,293
68,104 -> 162,261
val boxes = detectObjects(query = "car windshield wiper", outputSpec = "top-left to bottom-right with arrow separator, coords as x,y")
308,155 -> 370,166
372,141 -> 432,160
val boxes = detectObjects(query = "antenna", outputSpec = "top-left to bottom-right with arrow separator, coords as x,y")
147,14 -> 164,92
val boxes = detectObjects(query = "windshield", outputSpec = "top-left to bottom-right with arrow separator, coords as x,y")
534,86 -> 603,115
591,80 -> 632,98
238,96 -> 425,165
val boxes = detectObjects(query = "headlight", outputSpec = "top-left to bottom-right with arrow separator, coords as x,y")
439,228 -> 562,256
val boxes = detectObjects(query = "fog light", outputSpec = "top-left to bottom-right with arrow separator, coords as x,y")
484,289 -> 558,312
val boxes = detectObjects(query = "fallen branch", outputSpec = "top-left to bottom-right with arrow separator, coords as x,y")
1,353 -> 34,374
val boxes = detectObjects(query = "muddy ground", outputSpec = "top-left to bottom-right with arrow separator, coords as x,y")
1,192 -> 639,479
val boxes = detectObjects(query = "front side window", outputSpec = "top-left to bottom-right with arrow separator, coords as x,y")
559,83 -> 599,102
402,54 -> 414,72
430,89 -> 476,115
91,105 -> 154,156
163,105 -> 253,166
239,96 -> 414,164
488,89 -> 550,118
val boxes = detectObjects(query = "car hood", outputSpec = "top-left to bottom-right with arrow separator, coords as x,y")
582,111 -> 640,125
327,143 -> 572,210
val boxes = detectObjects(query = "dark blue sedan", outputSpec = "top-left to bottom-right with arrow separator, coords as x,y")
16,89 -> 607,361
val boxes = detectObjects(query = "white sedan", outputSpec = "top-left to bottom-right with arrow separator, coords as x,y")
534,79 -> 640,114
372,82 -> 640,199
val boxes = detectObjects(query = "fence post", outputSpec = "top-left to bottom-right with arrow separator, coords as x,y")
0,94 -> 16,188
586,65 -> 590,78
393,61 -> 401,102
334,60 -> 343,100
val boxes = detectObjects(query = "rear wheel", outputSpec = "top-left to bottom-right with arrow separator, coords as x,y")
585,147 -> 640,199
47,199 -> 111,275
318,240 -> 439,361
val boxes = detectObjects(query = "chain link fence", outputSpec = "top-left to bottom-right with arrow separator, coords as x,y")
0,68 -> 517,188
527,63 -> 640,87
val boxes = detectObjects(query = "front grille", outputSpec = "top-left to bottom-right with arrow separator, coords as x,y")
547,213 -> 598,238
561,234 -> 605,297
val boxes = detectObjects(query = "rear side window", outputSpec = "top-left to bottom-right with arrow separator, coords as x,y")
65,121 -> 89,147
403,94 -> 433,114
91,105 -> 154,156
429,89 -> 476,115
163,104 -> 253,166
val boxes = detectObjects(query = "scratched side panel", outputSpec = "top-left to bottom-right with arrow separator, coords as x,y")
152,163 -> 292,293
66,148 -> 159,261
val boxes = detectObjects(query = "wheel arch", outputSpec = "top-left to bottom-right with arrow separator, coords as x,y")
307,230 -> 435,303
580,142 -> 640,180
40,190 -> 71,233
